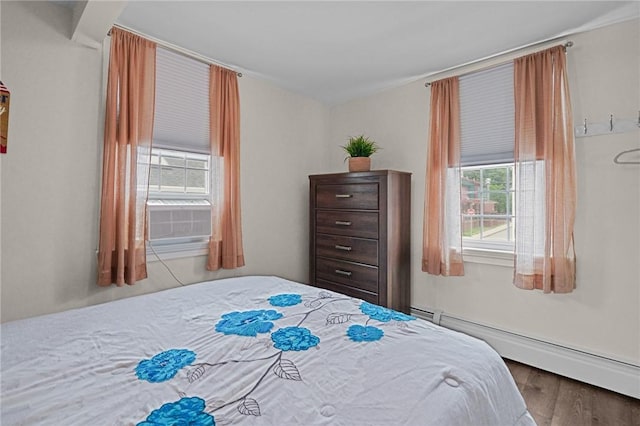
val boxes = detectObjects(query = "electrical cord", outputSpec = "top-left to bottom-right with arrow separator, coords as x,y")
148,243 -> 187,286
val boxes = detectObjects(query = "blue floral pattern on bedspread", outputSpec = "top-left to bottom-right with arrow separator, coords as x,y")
135,349 -> 196,383
138,397 -> 215,426
346,324 -> 384,342
271,326 -> 320,351
360,301 -> 416,323
136,286 -> 418,423
215,309 -> 283,336
268,293 -> 302,307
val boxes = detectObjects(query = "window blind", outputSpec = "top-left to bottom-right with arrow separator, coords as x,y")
154,47 -> 210,154
459,62 -> 514,166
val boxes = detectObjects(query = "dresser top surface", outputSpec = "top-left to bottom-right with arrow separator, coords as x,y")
309,169 -> 411,180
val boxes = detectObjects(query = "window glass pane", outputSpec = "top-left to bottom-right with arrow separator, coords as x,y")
187,159 -> 207,169
482,217 -> 510,241
462,215 -> 481,238
186,169 -> 207,194
162,154 -> 185,168
462,198 -> 479,215
484,168 -> 508,191
487,192 -> 508,214
462,169 -> 481,182
463,189 -> 479,200
150,154 -> 160,165
160,166 -> 185,192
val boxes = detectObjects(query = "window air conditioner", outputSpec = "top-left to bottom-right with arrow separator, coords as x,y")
148,202 -> 212,242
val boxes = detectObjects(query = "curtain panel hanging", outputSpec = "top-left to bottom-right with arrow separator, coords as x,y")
513,46 -> 577,293
207,65 -> 245,270
422,77 -> 464,276
97,28 -> 157,286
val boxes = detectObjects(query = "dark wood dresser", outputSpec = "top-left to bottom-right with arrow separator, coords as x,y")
309,170 -> 411,313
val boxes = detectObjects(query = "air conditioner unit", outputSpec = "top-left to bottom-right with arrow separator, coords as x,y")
148,201 -> 212,242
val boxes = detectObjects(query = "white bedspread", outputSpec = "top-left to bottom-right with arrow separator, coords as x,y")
1,276 -> 535,425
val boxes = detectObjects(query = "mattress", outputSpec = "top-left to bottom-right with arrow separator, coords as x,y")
1,275 -> 535,425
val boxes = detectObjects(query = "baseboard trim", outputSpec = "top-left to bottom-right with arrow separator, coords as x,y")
411,307 -> 640,399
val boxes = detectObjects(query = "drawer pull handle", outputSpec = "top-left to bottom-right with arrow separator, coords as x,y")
335,221 -> 352,226
335,194 -> 353,198
335,269 -> 352,277
334,244 -> 352,251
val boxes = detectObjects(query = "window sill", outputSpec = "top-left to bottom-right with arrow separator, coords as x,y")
146,242 -> 209,262
463,248 -> 514,267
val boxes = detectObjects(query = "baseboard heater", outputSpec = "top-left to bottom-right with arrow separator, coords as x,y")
410,307 -> 640,399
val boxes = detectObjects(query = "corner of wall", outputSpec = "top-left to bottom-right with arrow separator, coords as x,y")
0,0 -> 4,293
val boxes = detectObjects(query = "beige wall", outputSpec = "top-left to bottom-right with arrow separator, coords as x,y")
328,19 -> 640,364
0,1 -> 328,321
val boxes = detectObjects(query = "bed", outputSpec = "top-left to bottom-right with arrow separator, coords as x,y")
1,275 -> 535,425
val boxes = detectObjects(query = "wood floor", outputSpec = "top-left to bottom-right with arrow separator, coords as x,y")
504,359 -> 640,426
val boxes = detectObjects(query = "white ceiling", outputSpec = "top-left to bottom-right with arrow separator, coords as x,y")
111,1 -> 639,105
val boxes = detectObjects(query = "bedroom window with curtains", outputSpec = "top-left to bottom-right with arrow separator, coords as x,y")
459,62 -> 515,253
99,27 -> 244,287
144,47 -> 213,257
424,45 -> 575,291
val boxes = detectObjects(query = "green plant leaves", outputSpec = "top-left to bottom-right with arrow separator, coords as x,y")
341,135 -> 379,159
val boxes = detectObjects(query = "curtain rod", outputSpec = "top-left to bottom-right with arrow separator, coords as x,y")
109,24 -> 243,77
424,40 -> 573,87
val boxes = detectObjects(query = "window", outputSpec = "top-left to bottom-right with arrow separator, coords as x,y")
424,47 -> 574,276
147,47 -> 212,257
147,148 -> 212,245
461,163 -> 514,251
149,149 -> 210,195
459,62 -> 515,253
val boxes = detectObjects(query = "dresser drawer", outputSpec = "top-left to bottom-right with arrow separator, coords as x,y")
315,258 -> 378,293
316,210 -> 378,239
316,234 -> 378,266
316,183 -> 378,210
315,279 -> 378,304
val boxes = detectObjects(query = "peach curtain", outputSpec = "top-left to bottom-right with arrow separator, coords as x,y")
513,46 -> 576,293
97,28 -> 156,286
207,65 -> 245,270
422,77 -> 464,276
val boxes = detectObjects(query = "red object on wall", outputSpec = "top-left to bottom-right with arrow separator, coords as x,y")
0,81 -> 10,154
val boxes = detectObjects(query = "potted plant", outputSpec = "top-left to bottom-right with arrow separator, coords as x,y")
341,135 -> 380,172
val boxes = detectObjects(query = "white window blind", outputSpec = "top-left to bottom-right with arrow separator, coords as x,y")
154,48 -> 210,154
459,62 -> 514,166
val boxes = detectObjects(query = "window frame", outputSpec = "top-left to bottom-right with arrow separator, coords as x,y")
146,147 -> 213,259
